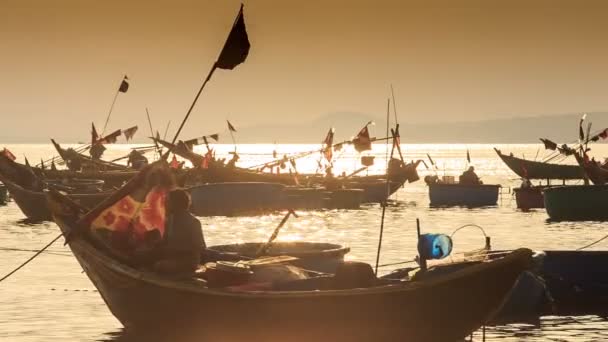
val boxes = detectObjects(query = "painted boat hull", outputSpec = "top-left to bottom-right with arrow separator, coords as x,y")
429,184 -> 500,207
544,185 -> 608,221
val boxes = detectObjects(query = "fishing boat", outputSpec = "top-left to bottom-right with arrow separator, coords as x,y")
494,148 -> 583,180
51,139 -> 130,171
0,154 -> 112,221
427,182 -> 501,207
512,186 -> 546,210
46,179 -> 531,341
495,148 -> 584,210
544,184 -> 608,221
156,138 -> 419,203
574,152 -> 608,185
188,182 -> 286,216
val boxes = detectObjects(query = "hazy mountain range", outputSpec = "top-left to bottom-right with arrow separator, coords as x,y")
237,112 -> 608,144
1,112 -> 606,144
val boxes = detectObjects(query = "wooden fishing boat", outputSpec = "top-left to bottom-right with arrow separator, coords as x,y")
428,183 -> 501,207
544,185 -> 608,221
513,186 -> 545,210
0,154 -> 112,221
158,138 -> 419,203
0,173 -> 111,221
537,250 -> 608,316
188,182 -> 287,216
51,139 -> 129,171
494,148 -> 583,180
207,242 -> 350,273
47,191 -> 531,341
574,152 -> 608,185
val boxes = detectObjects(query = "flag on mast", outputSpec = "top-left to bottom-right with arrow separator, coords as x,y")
215,6 -> 250,70
119,75 -> 129,93
123,126 -> 138,141
227,120 -> 237,132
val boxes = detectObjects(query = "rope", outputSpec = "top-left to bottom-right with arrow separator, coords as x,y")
0,246 -> 71,257
0,233 -> 63,283
577,234 -> 608,250
450,224 -> 488,238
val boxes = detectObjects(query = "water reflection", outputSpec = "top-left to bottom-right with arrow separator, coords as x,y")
2,144 -> 608,341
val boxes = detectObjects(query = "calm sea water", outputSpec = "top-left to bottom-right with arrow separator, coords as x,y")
1,143 -> 608,341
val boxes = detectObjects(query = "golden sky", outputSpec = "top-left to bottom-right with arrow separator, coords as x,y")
1,0 -> 608,141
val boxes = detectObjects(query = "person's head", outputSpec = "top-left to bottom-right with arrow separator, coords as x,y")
168,189 -> 191,212
468,166 -> 474,172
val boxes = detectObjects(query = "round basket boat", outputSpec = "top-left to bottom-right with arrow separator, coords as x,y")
46,178 -> 105,192
207,241 -> 350,273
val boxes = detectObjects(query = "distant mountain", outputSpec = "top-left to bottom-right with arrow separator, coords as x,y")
236,111 -> 608,144
1,111 -> 606,144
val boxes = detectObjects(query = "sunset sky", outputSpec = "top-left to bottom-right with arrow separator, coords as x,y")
1,0 -> 608,141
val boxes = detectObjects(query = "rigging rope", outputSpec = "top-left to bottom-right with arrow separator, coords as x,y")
0,233 -> 63,283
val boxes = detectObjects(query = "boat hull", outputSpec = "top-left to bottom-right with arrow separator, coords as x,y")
62,237 -> 530,341
513,187 -> 545,209
429,184 -> 500,207
495,148 -> 583,180
544,185 -> 608,221
0,174 -> 111,221
188,182 -> 286,216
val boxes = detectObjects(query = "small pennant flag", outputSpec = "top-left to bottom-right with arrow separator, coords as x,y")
24,157 -> 31,167
40,158 -> 46,170
215,6 -> 250,70
209,134 -> 219,142
91,123 -> 99,145
323,128 -> 335,146
123,126 -> 138,141
466,150 -> 471,163
100,129 -> 122,144
353,125 -> 372,153
579,113 -> 587,141
119,75 -> 129,93
540,138 -> 558,150
427,153 -> 435,167
170,155 -> 180,169
227,120 -> 237,132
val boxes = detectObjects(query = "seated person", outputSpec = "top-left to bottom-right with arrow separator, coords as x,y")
459,166 -> 481,185
127,150 -> 149,170
226,153 -> 240,168
153,189 -> 205,276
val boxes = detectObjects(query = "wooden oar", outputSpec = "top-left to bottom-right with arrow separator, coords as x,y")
255,210 -> 298,258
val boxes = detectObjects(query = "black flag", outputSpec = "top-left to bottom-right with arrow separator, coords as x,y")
215,6 -> 250,70
540,138 -> 557,150
466,150 -> 471,163
579,113 -> 587,141
119,76 -> 129,93
227,120 -> 237,132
